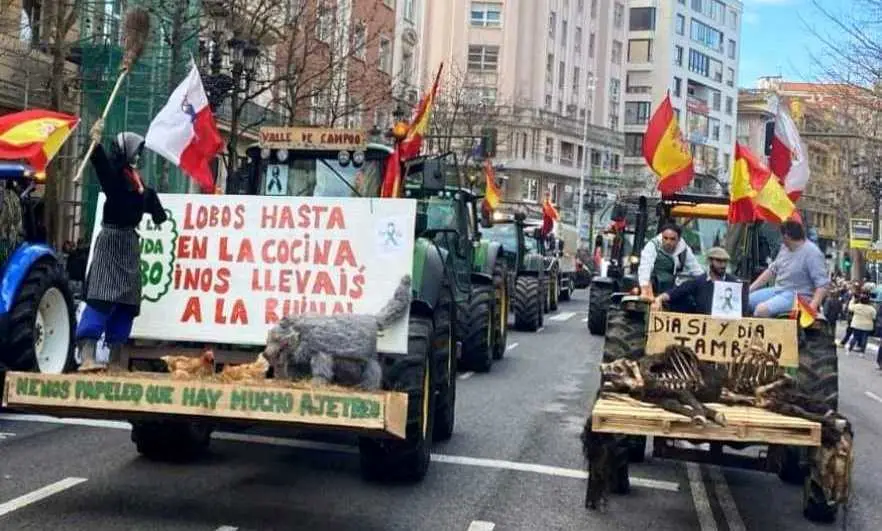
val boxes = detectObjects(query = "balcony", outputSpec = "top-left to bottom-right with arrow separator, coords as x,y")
499,106 -> 625,149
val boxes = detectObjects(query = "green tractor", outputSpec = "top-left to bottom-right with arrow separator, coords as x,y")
600,193 -> 842,521
481,203 -> 558,331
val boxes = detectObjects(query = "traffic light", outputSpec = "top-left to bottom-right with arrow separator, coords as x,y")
843,255 -> 852,273
479,127 -> 497,158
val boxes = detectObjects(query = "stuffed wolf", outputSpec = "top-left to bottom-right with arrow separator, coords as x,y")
262,275 -> 412,390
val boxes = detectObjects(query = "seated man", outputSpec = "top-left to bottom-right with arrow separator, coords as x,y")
651,247 -> 749,316
748,221 -> 829,317
637,223 -> 704,300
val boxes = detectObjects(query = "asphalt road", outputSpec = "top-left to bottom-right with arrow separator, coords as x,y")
0,289 -> 877,530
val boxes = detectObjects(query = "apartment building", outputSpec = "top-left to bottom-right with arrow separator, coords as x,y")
420,0 -> 626,232
622,0 -> 742,195
391,0 -> 424,108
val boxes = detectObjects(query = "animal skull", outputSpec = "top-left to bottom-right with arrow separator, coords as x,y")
600,358 -> 644,392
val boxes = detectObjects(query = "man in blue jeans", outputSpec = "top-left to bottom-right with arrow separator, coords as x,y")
749,221 -> 829,317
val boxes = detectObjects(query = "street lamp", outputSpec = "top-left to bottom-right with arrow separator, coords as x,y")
576,74 -> 597,248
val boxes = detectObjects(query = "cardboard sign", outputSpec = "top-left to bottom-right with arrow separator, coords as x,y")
87,194 -> 416,353
2,372 -> 407,438
258,127 -> 367,151
646,311 -> 798,367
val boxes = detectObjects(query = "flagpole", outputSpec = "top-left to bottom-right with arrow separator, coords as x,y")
576,76 -> 596,249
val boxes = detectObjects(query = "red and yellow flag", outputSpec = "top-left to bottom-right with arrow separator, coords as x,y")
791,294 -> 817,328
380,145 -> 403,198
642,94 -> 694,195
0,109 -> 79,178
483,158 -> 501,211
729,142 -> 797,224
399,63 -> 443,161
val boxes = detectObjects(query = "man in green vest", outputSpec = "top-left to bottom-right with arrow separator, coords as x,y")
637,223 -> 704,301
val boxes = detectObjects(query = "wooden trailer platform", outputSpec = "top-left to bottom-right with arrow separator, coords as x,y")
2,371 -> 409,439
591,393 -> 821,447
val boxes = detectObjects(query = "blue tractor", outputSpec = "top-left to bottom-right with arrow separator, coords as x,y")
0,162 -> 77,382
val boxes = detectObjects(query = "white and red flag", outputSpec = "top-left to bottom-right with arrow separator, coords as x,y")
145,63 -> 223,192
768,97 -> 810,202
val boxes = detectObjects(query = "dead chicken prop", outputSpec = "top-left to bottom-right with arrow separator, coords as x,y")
160,350 -> 215,380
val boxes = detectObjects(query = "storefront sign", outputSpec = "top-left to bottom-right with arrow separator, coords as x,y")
258,127 -> 367,150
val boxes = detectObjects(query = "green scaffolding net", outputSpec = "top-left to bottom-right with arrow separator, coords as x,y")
77,0 -> 200,239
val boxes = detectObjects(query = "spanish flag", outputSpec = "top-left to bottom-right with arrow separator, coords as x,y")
380,145 -> 403,198
398,63 -> 443,160
642,93 -> 694,195
483,158 -> 501,211
0,109 -> 79,178
792,294 -> 818,328
729,142 -> 797,224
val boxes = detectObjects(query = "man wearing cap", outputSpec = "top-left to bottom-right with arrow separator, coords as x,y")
651,247 -> 749,316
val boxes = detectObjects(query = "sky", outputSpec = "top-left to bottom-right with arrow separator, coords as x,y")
737,0 -> 847,88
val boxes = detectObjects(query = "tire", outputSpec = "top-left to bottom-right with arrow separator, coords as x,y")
587,283 -> 613,336
492,261 -> 509,360
513,276 -> 543,331
797,324 -> 838,410
560,276 -> 572,302
802,469 -> 839,523
131,420 -> 213,461
549,270 -> 559,312
359,316 -> 435,482
4,259 -> 77,373
459,285 -> 494,373
602,303 -> 649,463
433,289 -> 456,442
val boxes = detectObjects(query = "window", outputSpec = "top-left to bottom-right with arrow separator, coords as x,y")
692,0 -> 725,24
725,96 -> 733,115
401,47 -> 414,81
709,118 -> 720,140
316,3 -> 333,42
690,19 -> 723,52
711,90 -> 721,111
629,7 -> 656,31
549,11 -> 556,37
711,59 -> 723,82
573,67 -> 581,92
726,67 -> 735,87
575,26 -> 582,53
688,49 -> 710,77
676,14 -> 685,35
545,137 -> 554,162
352,22 -> 366,60
589,32 -> 595,57
729,9 -> 737,29
628,39 -> 653,63
546,53 -> 554,82
471,2 -> 502,27
558,61 -> 565,86
379,37 -> 392,73
625,134 -> 643,157
578,0 -> 584,12
727,39 -> 736,59
626,71 -> 652,94
673,77 -> 682,97
591,0 -> 597,18
466,86 -> 498,105
522,177 -> 538,202
560,142 -> 575,166
562,20 -> 568,45
611,40 -> 622,64
674,45 -> 683,66
610,77 -> 620,101
613,2 -> 624,28
722,153 -> 731,171
723,124 -> 732,143
625,101 -> 652,125
468,45 -> 500,72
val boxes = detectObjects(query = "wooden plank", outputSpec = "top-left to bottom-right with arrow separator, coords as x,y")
591,396 -> 820,447
646,311 -> 799,367
2,372 -> 409,439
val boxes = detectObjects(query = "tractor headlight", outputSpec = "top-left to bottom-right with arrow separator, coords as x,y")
628,255 -> 639,265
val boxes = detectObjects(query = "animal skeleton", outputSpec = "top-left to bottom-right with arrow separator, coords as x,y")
262,275 -> 412,390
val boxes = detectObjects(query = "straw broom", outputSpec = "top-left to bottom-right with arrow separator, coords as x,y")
72,8 -> 151,184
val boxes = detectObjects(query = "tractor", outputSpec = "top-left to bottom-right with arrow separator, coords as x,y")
598,192 -> 843,522
0,162 -> 78,388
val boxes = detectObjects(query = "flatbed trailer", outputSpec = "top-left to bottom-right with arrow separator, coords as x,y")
3,371 -> 408,439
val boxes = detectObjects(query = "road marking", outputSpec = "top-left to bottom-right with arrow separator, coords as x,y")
0,477 -> 87,517
549,311 -> 575,322
0,433 -> 15,440
458,372 -> 475,381
686,463 -> 718,531
215,527 -> 238,531
708,466 -> 745,531
865,391 -> 882,404
537,327 -> 545,333
467,521 -> 496,531
506,342 -> 519,351
0,414 -> 680,491
582,318 -> 588,323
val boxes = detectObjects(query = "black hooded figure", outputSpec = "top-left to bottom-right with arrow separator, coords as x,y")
76,118 -> 167,372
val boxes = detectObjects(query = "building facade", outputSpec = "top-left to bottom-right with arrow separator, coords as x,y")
420,0 -> 626,241
391,0 -> 424,110
622,0 -> 742,195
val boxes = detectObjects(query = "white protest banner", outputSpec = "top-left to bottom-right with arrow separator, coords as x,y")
87,194 -> 416,353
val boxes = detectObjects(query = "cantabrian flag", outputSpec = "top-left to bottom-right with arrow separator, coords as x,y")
0,109 -> 79,178
729,142 -> 798,224
483,158 -> 501,211
398,63 -> 443,160
642,93 -> 694,195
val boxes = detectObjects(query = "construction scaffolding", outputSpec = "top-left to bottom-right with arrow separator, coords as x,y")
74,0 -> 201,241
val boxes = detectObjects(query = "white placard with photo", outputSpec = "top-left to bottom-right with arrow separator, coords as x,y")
711,280 -> 743,319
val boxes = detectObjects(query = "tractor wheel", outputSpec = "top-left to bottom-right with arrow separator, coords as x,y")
602,303 -> 649,463
513,276 -> 543,331
4,259 -> 77,374
549,270 -> 559,312
360,316 -> 435,482
588,284 -> 613,336
801,425 -> 853,523
560,276 -> 573,302
492,261 -> 509,360
131,420 -> 214,461
459,285 -> 494,373
433,288 -> 456,442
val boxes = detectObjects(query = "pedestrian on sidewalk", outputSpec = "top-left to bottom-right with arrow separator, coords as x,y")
75,118 -> 168,372
846,292 -> 876,355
